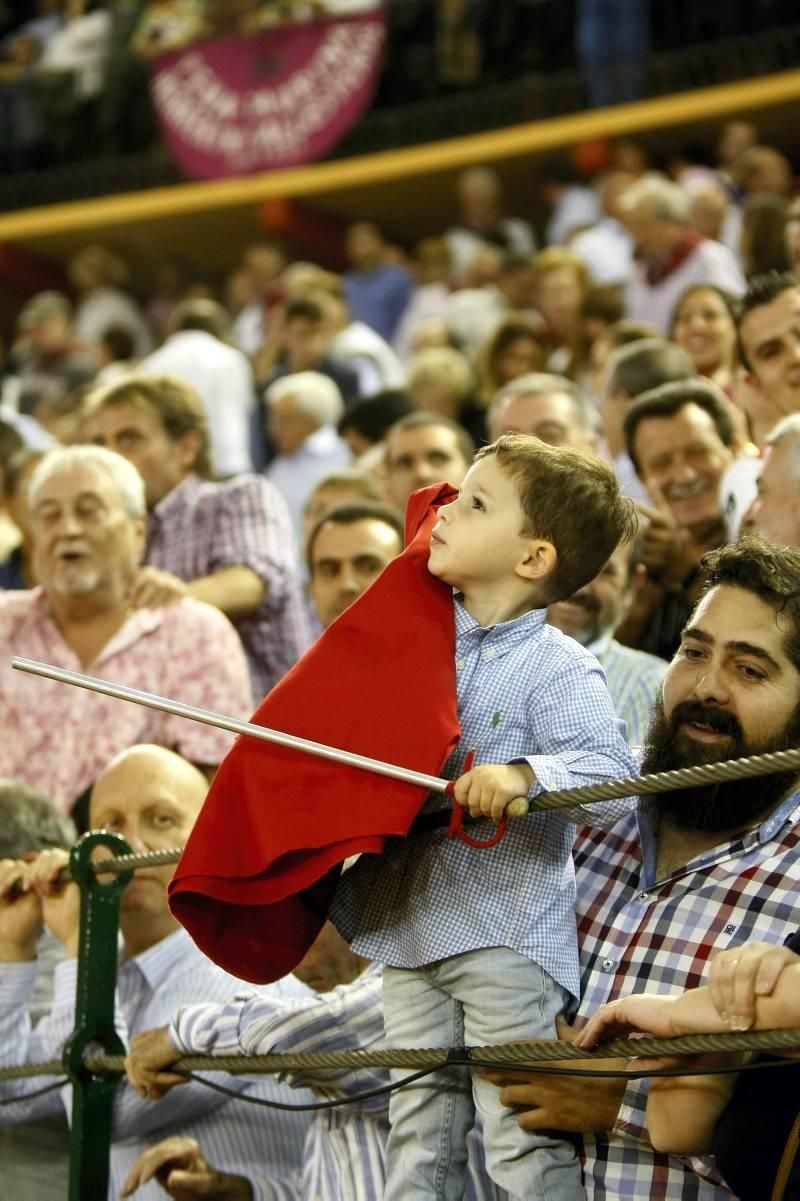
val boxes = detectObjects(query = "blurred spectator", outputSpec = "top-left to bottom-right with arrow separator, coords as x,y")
302,467 -> 387,549
621,175 -> 745,333
306,500 -> 404,629
531,247 -> 589,368
446,165 -> 536,284
739,192 -> 790,277
576,0 -> 650,108
566,284 -> 625,385
547,536 -> 666,746
343,221 -> 413,343
736,271 -> 800,448
570,171 -> 636,287
742,413 -> 800,547
406,345 -> 483,441
307,284 -> 406,396
0,445 -> 253,815
445,251 -> 537,357
586,317 -> 658,400
382,411 -> 472,509
10,290 -> 95,416
231,240 -> 287,357
141,298 -> 255,477
487,372 -> 597,455
0,447 -> 44,589
393,236 -> 452,357
618,378 -> 741,658
131,0 -> 209,60
256,295 -> 361,410
95,323 -> 138,383
599,337 -> 695,499
685,175 -> 742,252
733,145 -> 794,200
539,157 -> 601,246
669,284 -> 739,391
81,373 -> 310,698
68,244 -> 152,359
785,198 -> 800,274
476,317 -> 543,406
35,0 -> 112,103
145,259 -> 191,344
716,118 -> 758,182
337,390 -> 415,459
264,371 -> 351,540
0,779 -> 76,1201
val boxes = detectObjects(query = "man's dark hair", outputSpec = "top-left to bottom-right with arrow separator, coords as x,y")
284,296 -> 326,325
338,391 -> 415,446
100,323 -> 136,362
386,411 -> 475,467
700,536 -> 800,671
737,271 -> 800,371
623,378 -> 736,472
306,501 -> 405,572
0,780 -> 76,859
607,338 -> 695,400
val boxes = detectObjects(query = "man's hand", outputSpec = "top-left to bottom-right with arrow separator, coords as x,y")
24,849 -> 80,957
452,763 -> 533,823
634,496 -> 691,586
0,859 -> 43,961
482,1016 -> 627,1134
126,1026 -> 187,1100
130,567 -> 189,610
121,1137 -> 253,1199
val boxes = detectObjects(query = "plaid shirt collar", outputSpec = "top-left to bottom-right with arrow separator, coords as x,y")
148,472 -> 203,532
636,786 -> 800,889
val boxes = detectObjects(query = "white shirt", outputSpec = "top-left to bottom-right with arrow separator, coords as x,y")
446,218 -> 536,285
142,331 -> 255,477
330,320 -> 406,395
445,285 -> 506,356
627,239 -> 746,335
571,218 -> 634,287
265,425 -> 351,542
38,10 -> 112,99
73,287 -> 153,358
546,186 -> 601,246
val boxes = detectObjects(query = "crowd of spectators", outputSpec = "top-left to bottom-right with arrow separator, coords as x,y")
3,116 -> 800,1199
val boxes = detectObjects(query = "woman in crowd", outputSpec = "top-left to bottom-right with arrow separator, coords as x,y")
475,316 -> 543,406
670,283 -> 739,391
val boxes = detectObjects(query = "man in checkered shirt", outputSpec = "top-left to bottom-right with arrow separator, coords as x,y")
490,536 -> 800,1199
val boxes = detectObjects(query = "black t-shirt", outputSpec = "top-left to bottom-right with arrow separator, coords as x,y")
712,929 -> 800,1201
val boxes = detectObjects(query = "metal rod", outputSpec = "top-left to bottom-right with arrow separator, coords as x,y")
11,657 -> 450,794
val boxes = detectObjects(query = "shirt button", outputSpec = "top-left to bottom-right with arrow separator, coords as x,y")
638,892 -> 649,902
601,958 -> 616,971
482,648 -> 495,660
456,659 -> 465,671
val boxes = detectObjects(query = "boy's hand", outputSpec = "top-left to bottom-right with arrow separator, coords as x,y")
452,763 -> 534,823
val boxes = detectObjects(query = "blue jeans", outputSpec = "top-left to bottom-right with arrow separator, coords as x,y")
382,948 -> 584,1201
576,0 -> 650,107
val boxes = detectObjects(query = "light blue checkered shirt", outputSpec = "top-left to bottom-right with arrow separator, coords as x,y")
332,599 -> 638,999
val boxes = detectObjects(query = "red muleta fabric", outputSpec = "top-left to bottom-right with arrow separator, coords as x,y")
168,482 -> 461,983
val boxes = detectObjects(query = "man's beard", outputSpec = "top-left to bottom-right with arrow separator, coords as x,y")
640,697 -> 800,833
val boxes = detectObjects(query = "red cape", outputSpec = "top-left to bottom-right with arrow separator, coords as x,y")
169,483 -> 461,982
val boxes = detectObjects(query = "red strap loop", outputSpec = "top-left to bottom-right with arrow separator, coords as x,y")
445,749 -> 508,849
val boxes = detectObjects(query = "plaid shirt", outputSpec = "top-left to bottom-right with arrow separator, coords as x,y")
146,474 -> 311,699
332,601 -> 638,998
573,789 -> 800,1199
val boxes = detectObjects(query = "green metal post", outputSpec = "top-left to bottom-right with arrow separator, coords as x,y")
63,830 -> 133,1201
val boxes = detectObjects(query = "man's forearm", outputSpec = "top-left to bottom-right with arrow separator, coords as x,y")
187,566 -> 266,619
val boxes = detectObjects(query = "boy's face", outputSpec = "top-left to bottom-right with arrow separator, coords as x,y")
428,455 -> 532,591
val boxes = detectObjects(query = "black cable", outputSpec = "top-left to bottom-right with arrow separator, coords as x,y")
175,1052 -> 800,1113
0,1078 -> 68,1105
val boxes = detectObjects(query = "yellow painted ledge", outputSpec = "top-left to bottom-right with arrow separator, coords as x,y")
1,68 -> 800,242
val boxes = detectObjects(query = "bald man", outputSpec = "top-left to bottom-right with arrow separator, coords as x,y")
0,745 -> 311,1201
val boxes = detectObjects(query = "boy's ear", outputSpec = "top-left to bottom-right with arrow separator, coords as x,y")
517,539 -> 557,582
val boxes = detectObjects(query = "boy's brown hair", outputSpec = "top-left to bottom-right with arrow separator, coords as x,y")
476,434 -> 638,602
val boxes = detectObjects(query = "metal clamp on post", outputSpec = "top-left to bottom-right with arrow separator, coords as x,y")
63,830 -> 133,1201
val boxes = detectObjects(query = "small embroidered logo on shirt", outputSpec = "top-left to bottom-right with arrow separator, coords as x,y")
491,711 -> 502,729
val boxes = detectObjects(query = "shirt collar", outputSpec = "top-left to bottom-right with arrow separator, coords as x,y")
121,926 -> 193,990
150,473 -> 202,526
637,786 -> 800,887
454,596 -> 547,651
31,586 -> 164,664
585,630 -> 614,659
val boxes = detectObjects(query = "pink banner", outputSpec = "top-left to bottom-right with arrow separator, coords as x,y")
150,12 -> 385,180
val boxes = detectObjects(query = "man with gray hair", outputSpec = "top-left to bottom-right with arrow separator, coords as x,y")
487,371 -> 597,454
621,175 -> 745,333
265,371 -> 351,541
742,413 -> 800,547
0,445 -> 253,817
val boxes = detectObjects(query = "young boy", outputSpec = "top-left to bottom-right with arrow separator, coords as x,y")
331,434 -> 640,1201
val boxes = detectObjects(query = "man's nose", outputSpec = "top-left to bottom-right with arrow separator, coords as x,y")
693,661 -> 730,705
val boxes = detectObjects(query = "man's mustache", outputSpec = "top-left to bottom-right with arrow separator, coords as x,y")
561,592 -> 599,614
668,699 -> 743,740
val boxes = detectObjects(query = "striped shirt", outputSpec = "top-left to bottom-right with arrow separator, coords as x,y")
590,635 -> 667,748
170,963 -> 505,1201
573,789 -> 800,1199
332,600 -> 638,999
0,928 -> 312,1201
147,473 -> 311,699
